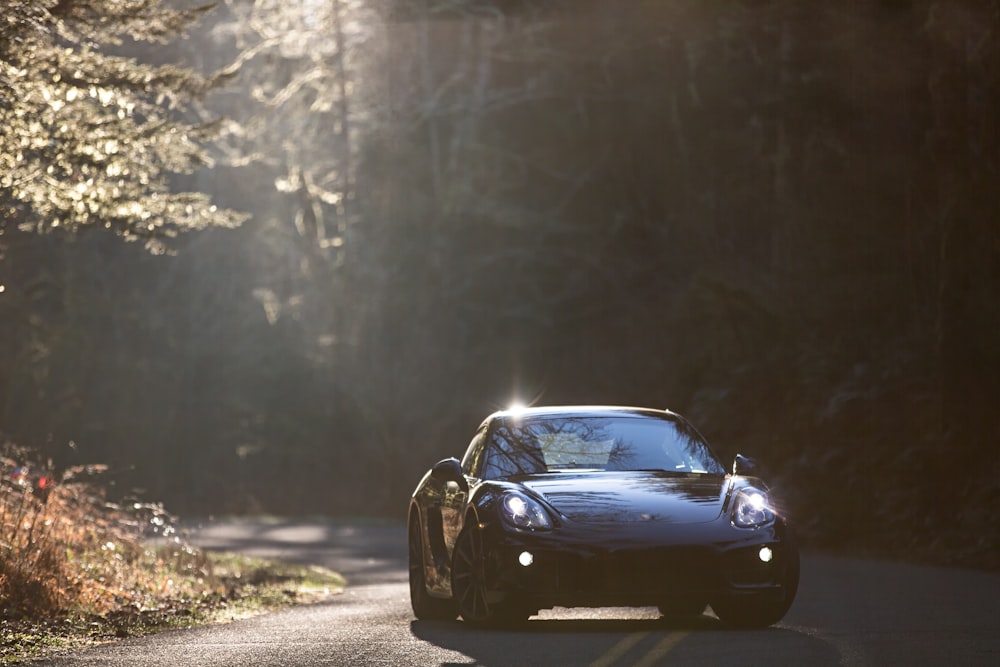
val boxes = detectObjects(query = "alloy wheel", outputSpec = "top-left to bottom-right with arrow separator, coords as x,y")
451,526 -> 492,623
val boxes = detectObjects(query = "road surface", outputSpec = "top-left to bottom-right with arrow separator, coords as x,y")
32,518 -> 1000,666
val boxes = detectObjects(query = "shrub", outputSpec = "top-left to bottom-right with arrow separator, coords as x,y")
0,443 -> 198,620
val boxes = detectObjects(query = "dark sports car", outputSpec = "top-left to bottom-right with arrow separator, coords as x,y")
408,405 -> 799,628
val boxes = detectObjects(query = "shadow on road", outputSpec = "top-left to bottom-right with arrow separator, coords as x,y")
410,614 -> 842,666
413,614 -> 713,635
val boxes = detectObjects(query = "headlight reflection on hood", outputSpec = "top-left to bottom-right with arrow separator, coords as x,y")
501,492 -> 553,531
732,488 -> 775,528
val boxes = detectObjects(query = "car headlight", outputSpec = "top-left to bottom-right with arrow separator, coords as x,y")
732,488 -> 774,528
501,492 -> 553,531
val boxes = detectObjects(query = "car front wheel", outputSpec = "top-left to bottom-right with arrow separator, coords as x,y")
451,525 -> 529,628
408,515 -> 457,621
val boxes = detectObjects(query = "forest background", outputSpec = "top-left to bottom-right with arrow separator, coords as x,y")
1,0 -> 997,569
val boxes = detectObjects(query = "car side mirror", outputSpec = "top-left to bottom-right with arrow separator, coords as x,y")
732,454 -> 760,477
431,457 -> 468,492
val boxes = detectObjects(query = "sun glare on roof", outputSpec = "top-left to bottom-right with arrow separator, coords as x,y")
507,401 -> 528,415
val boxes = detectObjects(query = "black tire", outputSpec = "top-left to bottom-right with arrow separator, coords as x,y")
710,537 -> 800,629
451,525 -> 529,628
408,514 -> 457,621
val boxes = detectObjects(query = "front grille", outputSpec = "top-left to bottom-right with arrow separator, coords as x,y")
549,548 -> 716,601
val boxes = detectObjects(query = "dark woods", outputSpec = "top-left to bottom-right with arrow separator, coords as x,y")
0,1 -> 997,568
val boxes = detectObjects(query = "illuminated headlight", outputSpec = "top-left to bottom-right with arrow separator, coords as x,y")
501,492 -> 553,531
518,551 -> 534,567
732,488 -> 774,528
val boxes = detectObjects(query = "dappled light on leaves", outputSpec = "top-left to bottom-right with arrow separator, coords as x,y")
0,0 -> 246,251
207,0 -> 374,260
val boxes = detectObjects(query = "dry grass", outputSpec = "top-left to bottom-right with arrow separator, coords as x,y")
0,443 -> 344,663
1,445 -> 183,620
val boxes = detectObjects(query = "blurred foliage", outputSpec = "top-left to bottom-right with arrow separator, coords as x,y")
0,0 -> 997,570
0,0 -> 245,254
0,441 -> 185,618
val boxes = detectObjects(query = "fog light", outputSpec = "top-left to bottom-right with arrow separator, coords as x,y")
518,551 -> 534,567
758,546 -> 773,563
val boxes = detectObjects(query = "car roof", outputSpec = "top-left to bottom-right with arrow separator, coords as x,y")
483,405 -> 681,424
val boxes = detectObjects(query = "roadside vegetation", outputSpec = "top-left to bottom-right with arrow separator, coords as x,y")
0,443 -> 344,665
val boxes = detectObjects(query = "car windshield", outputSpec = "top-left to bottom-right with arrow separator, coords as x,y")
480,413 -> 725,480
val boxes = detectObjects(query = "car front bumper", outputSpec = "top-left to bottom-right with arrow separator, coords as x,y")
481,519 -> 794,609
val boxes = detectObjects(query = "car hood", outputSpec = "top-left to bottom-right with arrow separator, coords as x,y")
521,472 -> 728,524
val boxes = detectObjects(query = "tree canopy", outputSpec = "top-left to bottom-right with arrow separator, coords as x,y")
0,0 -> 244,255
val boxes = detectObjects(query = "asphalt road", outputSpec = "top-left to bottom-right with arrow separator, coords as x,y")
32,519 -> 1000,666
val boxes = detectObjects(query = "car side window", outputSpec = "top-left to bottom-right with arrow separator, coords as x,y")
460,424 -> 488,477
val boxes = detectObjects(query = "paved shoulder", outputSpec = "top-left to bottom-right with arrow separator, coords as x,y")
188,517 -> 408,586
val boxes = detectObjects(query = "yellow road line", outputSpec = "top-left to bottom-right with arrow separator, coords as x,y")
632,632 -> 690,667
588,632 -> 649,667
